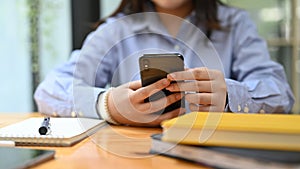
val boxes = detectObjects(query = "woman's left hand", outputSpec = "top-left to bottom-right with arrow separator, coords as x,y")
166,67 -> 227,112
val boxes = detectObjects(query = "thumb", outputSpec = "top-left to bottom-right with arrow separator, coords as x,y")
127,80 -> 142,90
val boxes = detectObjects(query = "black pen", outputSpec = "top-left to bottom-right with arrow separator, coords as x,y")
39,117 -> 51,135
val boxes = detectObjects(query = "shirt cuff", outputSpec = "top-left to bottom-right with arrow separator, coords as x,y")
97,87 -> 120,125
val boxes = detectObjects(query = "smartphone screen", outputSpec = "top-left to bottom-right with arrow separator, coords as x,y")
139,53 -> 184,114
0,147 -> 55,169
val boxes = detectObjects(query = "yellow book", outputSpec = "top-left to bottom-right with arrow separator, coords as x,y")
161,112 -> 300,151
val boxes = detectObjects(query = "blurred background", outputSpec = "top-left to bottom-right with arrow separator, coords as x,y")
0,0 -> 299,113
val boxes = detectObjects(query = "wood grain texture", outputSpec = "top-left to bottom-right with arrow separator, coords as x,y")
0,113 -> 210,169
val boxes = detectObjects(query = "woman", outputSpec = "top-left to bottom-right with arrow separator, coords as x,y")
34,0 -> 294,126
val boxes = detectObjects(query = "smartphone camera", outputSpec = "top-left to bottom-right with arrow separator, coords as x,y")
143,59 -> 150,70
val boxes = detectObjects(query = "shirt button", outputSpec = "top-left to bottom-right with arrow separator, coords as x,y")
238,105 -> 241,112
78,112 -> 84,117
174,45 -> 180,51
244,106 -> 249,113
259,109 -> 265,114
71,111 -> 76,117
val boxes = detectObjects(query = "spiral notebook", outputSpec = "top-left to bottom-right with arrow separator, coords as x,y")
0,117 -> 106,147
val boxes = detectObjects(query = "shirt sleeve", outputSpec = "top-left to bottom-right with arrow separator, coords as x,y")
34,50 -> 106,118
34,20 -> 120,118
226,10 -> 294,113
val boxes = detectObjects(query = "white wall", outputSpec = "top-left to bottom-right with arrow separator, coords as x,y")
39,0 -> 72,80
0,0 -> 31,112
100,0 -> 121,18
0,0 -> 117,113
0,0 -> 71,112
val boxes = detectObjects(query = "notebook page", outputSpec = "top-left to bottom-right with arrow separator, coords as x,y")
0,118 -> 105,138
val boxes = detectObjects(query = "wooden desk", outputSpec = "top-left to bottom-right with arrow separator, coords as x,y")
0,113 -> 210,169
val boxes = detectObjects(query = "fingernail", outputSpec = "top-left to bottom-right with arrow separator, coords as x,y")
168,74 -> 175,79
162,79 -> 169,85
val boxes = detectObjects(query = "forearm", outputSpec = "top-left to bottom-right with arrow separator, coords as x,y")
34,82 -> 74,117
34,75 -> 106,118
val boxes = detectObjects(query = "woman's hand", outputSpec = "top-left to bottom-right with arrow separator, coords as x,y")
166,67 -> 227,112
107,79 -> 185,126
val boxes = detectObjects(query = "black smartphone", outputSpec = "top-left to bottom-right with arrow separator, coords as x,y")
0,147 -> 55,169
139,53 -> 184,114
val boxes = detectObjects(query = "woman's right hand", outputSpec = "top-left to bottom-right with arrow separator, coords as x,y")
107,79 -> 185,126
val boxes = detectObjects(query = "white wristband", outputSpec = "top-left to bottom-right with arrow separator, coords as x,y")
97,87 -> 119,125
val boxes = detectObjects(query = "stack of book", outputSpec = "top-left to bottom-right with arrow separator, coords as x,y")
149,112 -> 300,169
